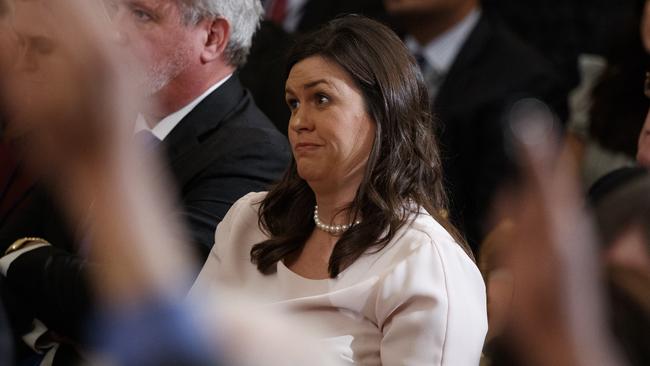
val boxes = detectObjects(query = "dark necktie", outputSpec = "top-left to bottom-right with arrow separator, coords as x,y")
414,51 -> 444,101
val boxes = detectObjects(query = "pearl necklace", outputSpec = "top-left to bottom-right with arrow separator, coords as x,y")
313,205 -> 361,235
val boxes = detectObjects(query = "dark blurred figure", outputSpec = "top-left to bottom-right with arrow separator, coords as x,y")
481,0 -> 582,92
0,0 -> 289,363
385,0 -> 568,251
568,0 -> 650,187
262,0 -> 387,33
481,0 -> 641,92
592,172 -> 650,366
587,0 -> 649,171
239,20 -> 293,134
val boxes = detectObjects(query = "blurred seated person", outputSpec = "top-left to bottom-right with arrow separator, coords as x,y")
191,16 -> 487,365
586,68 -> 650,204
0,0 -> 289,362
568,0 -> 649,187
384,0 -> 568,252
591,172 -> 650,366
0,2 -> 343,365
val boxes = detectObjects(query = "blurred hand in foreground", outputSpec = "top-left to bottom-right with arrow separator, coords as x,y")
493,99 -> 626,366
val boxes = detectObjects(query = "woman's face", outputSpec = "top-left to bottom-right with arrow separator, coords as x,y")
0,0 -> 75,139
285,56 -> 376,190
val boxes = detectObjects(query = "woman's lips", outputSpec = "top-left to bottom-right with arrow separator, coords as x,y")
293,142 -> 322,153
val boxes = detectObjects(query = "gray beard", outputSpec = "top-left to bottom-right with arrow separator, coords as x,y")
143,47 -> 191,96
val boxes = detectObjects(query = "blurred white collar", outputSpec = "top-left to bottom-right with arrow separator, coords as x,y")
406,9 -> 481,75
135,74 -> 232,141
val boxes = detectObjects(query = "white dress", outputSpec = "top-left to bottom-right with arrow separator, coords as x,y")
191,192 -> 487,365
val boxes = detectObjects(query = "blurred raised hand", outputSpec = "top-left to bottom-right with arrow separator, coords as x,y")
493,99 -> 626,366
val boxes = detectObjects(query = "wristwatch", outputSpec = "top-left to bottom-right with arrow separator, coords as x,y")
4,237 -> 50,256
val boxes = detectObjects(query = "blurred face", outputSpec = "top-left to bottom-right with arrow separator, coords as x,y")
0,1 -> 14,77
285,56 -> 376,190
0,0 -> 77,138
642,0 -> 650,52
638,109 -> 650,167
605,224 -> 650,274
109,0 -> 200,95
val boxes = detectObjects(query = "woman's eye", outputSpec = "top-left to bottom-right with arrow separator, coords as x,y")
132,8 -> 152,21
286,99 -> 299,110
316,94 -> 329,105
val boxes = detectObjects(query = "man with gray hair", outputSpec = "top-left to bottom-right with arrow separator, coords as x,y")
0,0 -> 289,362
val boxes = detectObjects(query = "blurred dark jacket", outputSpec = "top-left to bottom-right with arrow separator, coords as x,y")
432,13 -> 568,251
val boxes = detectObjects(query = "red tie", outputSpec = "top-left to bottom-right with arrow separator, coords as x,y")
269,0 -> 287,25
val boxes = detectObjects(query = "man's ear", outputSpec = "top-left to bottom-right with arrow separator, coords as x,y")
200,17 -> 230,63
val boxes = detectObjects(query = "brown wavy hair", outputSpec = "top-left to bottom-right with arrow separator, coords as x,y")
250,15 -> 469,277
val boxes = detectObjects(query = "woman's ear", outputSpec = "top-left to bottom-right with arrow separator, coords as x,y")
200,17 -> 230,64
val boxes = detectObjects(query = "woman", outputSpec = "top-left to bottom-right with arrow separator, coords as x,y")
192,16 -> 487,365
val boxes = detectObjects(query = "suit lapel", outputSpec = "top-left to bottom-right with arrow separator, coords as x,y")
435,14 -> 491,113
163,76 -> 246,186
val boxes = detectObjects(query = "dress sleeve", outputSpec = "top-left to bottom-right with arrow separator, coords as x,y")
375,241 -> 449,365
188,193 -> 251,299
375,227 -> 487,366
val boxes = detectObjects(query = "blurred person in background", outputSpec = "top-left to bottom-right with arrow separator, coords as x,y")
0,0 -> 15,363
191,16 -> 487,365
0,1 -> 341,365
384,0 -> 568,252
578,0 -> 650,203
0,0 -> 289,363
592,173 -> 650,366
568,0 -> 649,187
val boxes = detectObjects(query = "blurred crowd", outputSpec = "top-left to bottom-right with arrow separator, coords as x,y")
0,0 -> 648,365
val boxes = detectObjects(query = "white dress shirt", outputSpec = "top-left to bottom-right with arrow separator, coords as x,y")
191,192 -> 488,365
134,74 -> 232,141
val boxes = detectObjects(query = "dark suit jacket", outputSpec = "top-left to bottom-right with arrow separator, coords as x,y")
432,13 -> 567,252
0,75 -> 290,343
239,20 -> 293,135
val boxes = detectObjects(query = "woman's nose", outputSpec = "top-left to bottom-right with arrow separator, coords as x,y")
289,107 -> 314,133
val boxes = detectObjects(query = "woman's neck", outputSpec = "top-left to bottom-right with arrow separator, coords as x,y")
312,189 -> 358,226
